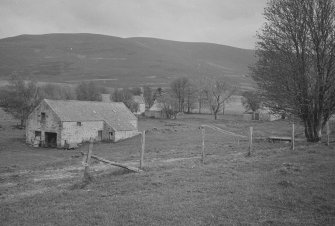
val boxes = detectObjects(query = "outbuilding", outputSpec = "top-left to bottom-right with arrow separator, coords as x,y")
243,108 -> 281,121
145,100 -> 165,118
26,99 -> 139,148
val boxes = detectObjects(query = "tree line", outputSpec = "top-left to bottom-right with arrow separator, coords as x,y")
0,74 -> 241,127
144,76 -> 238,120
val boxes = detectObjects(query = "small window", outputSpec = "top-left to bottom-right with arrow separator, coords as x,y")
41,112 -> 46,120
77,122 -> 82,126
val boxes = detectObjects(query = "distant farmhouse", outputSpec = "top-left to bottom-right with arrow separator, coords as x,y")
132,95 -> 145,115
145,100 -> 165,118
26,99 -> 138,148
243,108 -> 281,121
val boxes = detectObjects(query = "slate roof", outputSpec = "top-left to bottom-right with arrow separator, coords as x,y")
44,99 -> 137,131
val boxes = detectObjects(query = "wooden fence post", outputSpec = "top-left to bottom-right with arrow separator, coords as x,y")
248,127 -> 253,156
83,138 -> 94,181
140,131 -> 145,168
201,127 -> 205,164
291,123 -> 295,150
326,121 -> 330,146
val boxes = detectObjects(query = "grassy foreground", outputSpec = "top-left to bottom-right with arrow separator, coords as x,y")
0,113 -> 335,225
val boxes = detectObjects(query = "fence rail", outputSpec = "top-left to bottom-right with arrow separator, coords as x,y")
200,120 -> 335,159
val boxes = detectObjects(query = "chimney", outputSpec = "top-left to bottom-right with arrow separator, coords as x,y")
101,94 -> 111,103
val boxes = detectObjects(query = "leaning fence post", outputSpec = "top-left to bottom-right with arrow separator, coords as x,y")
140,131 -> 145,168
326,121 -> 330,146
291,123 -> 295,150
83,137 -> 94,181
201,127 -> 205,164
248,127 -> 253,156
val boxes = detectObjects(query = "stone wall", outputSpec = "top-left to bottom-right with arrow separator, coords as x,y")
26,101 -> 61,147
61,121 -> 104,146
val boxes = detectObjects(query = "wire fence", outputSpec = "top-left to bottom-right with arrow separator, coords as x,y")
200,121 -> 296,156
200,119 -> 335,160
78,132 -> 144,164
82,119 -> 335,172
199,124 -> 248,157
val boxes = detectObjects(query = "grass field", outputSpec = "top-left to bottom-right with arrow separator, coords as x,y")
0,111 -> 335,225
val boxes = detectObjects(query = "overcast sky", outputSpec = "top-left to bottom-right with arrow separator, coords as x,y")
0,0 -> 267,49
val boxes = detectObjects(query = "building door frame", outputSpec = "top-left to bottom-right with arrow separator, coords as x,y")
45,132 -> 57,148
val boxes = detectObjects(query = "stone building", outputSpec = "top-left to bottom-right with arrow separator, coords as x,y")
145,100 -> 165,118
26,99 -> 138,148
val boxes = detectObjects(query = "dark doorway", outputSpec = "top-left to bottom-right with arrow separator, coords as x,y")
252,112 -> 260,120
45,132 -> 57,148
98,130 -> 102,141
35,131 -> 41,137
255,113 -> 260,120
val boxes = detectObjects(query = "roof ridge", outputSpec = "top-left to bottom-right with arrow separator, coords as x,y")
44,99 -> 124,104
44,99 -> 58,115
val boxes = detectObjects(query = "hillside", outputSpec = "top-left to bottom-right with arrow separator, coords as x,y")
0,33 -> 255,88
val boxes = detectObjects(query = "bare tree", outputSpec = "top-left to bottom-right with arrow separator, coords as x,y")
129,87 -> 142,96
39,83 -> 76,100
185,81 -> 197,113
143,86 -> 155,109
156,90 -> 178,119
197,90 -> 206,114
152,87 -> 163,103
193,77 -> 207,114
76,82 -> 105,101
0,75 -> 40,127
170,77 -> 190,112
203,78 -> 236,120
252,0 -> 335,142
112,89 -> 139,113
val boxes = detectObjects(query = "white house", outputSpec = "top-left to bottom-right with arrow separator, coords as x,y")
132,95 -> 146,115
